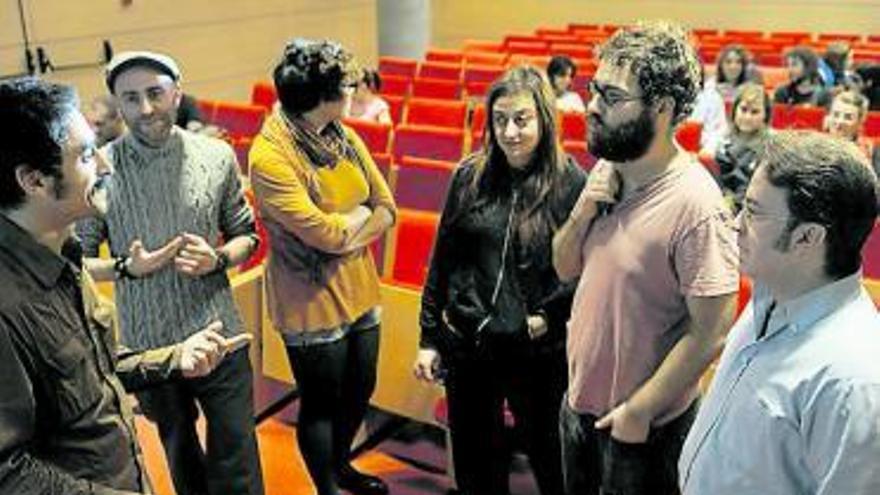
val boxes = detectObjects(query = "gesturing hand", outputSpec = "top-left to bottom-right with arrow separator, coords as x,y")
127,236 -> 184,277
179,322 -> 254,378
175,232 -> 221,277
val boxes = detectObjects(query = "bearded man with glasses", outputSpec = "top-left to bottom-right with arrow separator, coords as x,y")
553,21 -> 740,495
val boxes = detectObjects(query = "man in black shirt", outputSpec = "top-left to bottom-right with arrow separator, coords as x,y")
0,77 -> 248,494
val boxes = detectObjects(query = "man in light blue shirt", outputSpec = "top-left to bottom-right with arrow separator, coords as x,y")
679,130 -> 880,494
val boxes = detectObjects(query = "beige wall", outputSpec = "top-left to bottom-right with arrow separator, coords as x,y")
2,0 -> 378,103
431,0 -> 880,49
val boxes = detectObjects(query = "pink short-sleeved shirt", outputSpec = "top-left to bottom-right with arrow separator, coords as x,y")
566,159 -> 739,418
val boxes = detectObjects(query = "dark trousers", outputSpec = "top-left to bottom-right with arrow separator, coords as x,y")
559,396 -> 698,495
136,347 -> 264,495
285,326 -> 380,495
444,346 -> 567,495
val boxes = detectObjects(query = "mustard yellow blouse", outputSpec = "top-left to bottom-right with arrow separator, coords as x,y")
249,111 -> 396,333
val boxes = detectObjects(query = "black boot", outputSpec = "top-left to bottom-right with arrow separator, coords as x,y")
335,465 -> 388,495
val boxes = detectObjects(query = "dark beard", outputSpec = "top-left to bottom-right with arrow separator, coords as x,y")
588,107 -> 655,162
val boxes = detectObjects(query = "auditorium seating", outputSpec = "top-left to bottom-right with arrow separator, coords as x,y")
343,118 -> 393,155
250,81 -> 277,109
405,98 -> 468,128
412,77 -> 462,100
388,209 -> 440,287
212,102 -> 267,139
560,111 -> 587,142
378,56 -> 419,78
395,156 -> 457,212
675,121 -> 703,153
392,124 -> 465,163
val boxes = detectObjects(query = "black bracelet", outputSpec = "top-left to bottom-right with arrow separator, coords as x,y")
113,255 -> 135,280
212,250 -> 230,274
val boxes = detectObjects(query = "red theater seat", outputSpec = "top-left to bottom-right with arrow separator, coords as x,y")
378,74 -> 411,98
405,98 -> 468,129
213,103 -> 267,139
560,111 -> 587,142
412,77 -> 462,100
418,61 -> 463,81
395,156 -> 457,212
771,104 -> 825,130
426,48 -> 464,64
864,111 -> 880,138
392,124 -> 465,163
250,81 -> 277,110
378,56 -> 418,78
390,209 -> 440,287
385,95 -> 405,124
863,221 -> 880,280
563,140 -> 597,172
343,119 -> 393,155
675,121 -> 703,153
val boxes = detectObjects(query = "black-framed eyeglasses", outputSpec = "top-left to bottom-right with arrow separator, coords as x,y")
588,81 -> 642,107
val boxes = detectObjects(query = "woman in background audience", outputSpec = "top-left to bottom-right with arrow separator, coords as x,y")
414,65 -> 585,495
711,44 -> 760,103
716,83 -> 772,211
250,38 -> 396,495
825,89 -> 874,159
547,55 -> 586,113
348,69 -> 392,124
774,46 -> 832,107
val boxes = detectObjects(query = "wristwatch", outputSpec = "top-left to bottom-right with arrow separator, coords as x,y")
213,250 -> 230,274
113,255 -> 135,280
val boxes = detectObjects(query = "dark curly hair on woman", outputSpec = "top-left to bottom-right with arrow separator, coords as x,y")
273,38 -> 359,114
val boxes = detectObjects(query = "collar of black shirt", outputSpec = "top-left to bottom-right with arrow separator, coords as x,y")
0,214 -> 75,288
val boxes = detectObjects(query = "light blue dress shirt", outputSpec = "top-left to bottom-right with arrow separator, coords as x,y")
679,272 -> 880,494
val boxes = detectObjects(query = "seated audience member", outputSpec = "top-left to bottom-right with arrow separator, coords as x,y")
773,46 -> 832,107
347,69 -> 392,124
819,41 -> 861,94
710,44 -> 759,103
177,92 -> 205,129
715,83 -> 772,211
85,94 -> 126,146
825,89 -> 874,159
854,62 -> 880,111
680,130 -> 880,494
547,55 -> 586,113
0,76 -> 244,494
690,67 -> 728,154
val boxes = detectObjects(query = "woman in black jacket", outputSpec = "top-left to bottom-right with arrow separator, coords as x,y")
413,65 -> 586,495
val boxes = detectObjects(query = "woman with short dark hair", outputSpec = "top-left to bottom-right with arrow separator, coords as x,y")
250,38 -> 396,495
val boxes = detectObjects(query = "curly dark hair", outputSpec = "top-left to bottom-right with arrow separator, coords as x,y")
273,38 -> 359,114
596,21 -> 702,125
761,130 -> 878,278
0,77 -> 79,209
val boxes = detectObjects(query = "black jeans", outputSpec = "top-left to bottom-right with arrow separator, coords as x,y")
559,395 -> 698,495
444,345 -> 567,495
286,326 -> 380,495
136,347 -> 264,495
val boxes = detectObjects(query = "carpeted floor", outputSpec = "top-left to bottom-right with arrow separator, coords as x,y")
136,407 -> 542,495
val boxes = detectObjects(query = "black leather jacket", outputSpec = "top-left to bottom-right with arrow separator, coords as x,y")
419,156 -> 586,357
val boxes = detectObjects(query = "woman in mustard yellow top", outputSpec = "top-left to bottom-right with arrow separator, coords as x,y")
249,39 -> 396,495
